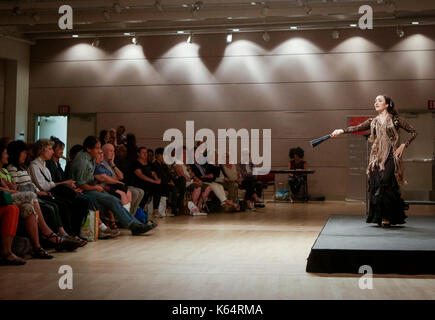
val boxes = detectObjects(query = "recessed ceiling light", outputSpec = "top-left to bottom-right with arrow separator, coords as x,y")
232,28 -> 240,32
228,17 -> 233,19
124,32 -> 132,36
411,21 -> 419,25
290,26 -> 298,30
72,34 -> 79,38
350,24 -> 357,27
177,31 -> 185,34
182,4 -> 189,8
251,1 -> 257,5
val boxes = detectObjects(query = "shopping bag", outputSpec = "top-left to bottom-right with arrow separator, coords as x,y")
135,207 -> 148,224
80,209 -> 100,241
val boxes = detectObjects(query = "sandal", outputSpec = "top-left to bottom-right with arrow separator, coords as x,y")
42,232 -> 81,252
32,247 -> 53,259
0,254 -> 27,265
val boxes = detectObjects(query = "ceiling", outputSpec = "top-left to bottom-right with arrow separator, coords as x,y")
1,0 -> 435,40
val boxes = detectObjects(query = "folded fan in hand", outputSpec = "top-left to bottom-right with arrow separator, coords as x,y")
310,134 -> 331,148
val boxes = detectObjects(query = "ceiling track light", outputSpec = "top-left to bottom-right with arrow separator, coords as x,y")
396,26 -> 405,38
260,2 -> 269,17
262,31 -> 270,42
191,1 -> 203,16
113,2 -> 122,14
226,33 -> 232,43
103,10 -> 111,21
132,37 -> 138,45
305,5 -> 312,15
92,38 -> 100,47
155,0 -> 163,12
187,34 -> 193,43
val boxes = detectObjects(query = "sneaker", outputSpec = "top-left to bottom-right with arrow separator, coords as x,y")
153,209 -> 165,218
165,208 -> 175,217
98,228 -> 113,239
110,228 -> 121,238
191,211 -> 207,216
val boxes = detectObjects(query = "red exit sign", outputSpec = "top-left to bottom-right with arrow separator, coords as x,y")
429,100 -> 435,111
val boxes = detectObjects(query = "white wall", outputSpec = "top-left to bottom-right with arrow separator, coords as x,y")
28,26 -> 435,199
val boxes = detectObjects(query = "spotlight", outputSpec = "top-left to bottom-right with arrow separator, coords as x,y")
261,3 -> 269,16
191,1 -> 203,16
331,30 -> 340,39
396,26 -> 405,38
113,2 -> 122,14
305,5 -> 312,15
226,33 -> 233,43
262,31 -> 270,42
132,37 -> 138,45
187,34 -> 193,43
155,0 -> 163,12
92,38 -> 100,47
103,10 -> 111,21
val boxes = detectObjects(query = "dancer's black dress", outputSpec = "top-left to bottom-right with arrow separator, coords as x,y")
342,114 -> 417,225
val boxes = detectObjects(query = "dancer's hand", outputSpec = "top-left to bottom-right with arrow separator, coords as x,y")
330,129 -> 344,138
394,144 -> 406,158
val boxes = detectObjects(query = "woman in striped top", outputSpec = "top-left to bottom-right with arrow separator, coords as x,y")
6,140 -> 80,252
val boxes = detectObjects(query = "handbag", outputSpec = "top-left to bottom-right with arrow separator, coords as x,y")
51,184 -> 77,199
0,191 -> 14,206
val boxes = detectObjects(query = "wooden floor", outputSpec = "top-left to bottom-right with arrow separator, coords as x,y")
1,201 -> 435,300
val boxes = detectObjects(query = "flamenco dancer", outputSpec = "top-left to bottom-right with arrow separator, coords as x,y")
330,95 -> 417,228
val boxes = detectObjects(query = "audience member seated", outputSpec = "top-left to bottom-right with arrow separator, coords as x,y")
1,143 -> 75,257
6,140 -> 81,252
108,128 -> 118,146
99,130 -> 110,147
219,153 -> 242,206
131,147 -> 165,217
189,148 -> 238,212
0,204 -> 25,265
151,147 -> 182,217
147,149 -> 155,164
70,136 -> 155,236
174,146 -> 210,215
288,147 -> 307,201
116,125 -> 127,145
28,139 -> 88,246
0,137 -> 12,148
238,154 -> 265,211
64,144 -> 83,180
99,143 -> 144,216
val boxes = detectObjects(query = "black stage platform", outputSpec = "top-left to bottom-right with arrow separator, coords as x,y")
306,215 -> 435,275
